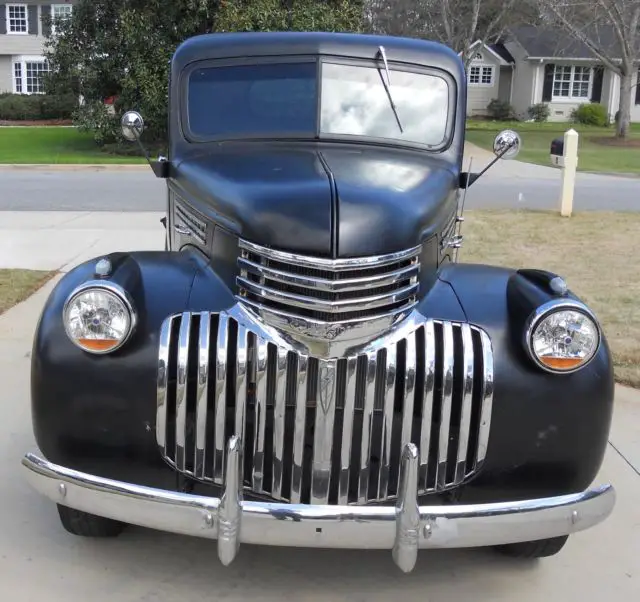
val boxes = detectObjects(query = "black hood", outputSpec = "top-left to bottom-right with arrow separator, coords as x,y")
172,142 -> 458,257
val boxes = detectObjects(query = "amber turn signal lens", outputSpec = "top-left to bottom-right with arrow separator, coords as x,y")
76,338 -> 121,352
537,356 -> 585,370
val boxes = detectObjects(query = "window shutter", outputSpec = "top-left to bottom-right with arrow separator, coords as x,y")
542,63 -> 555,102
591,67 -> 604,102
28,4 -> 38,35
0,5 -> 6,35
636,69 -> 640,105
41,4 -> 51,37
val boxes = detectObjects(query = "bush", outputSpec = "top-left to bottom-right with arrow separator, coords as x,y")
487,99 -> 515,121
39,93 -> 77,119
571,103 -> 608,127
0,93 -> 77,121
527,103 -> 550,123
0,95 -> 41,120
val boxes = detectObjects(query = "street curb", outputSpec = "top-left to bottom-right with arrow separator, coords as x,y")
0,163 -> 149,171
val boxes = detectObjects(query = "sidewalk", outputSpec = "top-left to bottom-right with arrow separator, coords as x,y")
0,211 -> 165,271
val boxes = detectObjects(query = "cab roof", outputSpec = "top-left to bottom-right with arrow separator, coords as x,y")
172,31 -> 465,81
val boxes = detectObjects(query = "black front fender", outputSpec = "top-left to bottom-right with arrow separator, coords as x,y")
31,250 -> 235,487
439,263 -> 614,499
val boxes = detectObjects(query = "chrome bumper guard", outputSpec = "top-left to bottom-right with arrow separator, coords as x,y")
22,438 -> 615,573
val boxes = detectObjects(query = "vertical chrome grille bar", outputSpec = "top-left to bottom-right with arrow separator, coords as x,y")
235,325 -> 248,447
377,348 -> 397,500
400,335 -> 417,449
156,315 -> 174,453
400,334 -> 417,459
338,356 -> 357,505
358,351 -> 378,503
174,313 -> 191,471
419,322 -> 436,490
435,322 -> 454,489
194,313 -> 211,478
271,347 -> 288,499
251,338 -> 268,491
213,315 -> 229,484
476,330 -> 494,467
455,324 -> 475,483
310,359 -> 338,504
290,355 -> 308,503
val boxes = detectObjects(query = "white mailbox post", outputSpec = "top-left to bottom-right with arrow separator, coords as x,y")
559,129 -> 579,217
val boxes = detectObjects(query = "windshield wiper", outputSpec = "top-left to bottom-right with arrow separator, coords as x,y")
377,46 -> 404,134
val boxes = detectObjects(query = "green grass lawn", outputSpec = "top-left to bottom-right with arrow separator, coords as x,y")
3,122 -> 640,171
0,269 -> 56,315
466,120 -> 640,175
0,126 -> 146,164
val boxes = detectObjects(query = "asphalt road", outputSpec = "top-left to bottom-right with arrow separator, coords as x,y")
0,166 -> 638,211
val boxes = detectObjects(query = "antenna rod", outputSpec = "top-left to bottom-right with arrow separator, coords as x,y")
455,156 -> 473,262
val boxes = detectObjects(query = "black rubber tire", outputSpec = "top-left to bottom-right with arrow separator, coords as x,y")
57,504 -> 126,538
494,535 -> 569,559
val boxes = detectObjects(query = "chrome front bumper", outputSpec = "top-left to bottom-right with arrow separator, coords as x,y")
22,438 -> 615,574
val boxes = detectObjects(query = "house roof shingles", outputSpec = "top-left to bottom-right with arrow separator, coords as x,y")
489,43 -> 515,64
506,24 -> 623,60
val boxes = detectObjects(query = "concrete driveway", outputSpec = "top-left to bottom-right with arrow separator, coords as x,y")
1,214 -> 640,601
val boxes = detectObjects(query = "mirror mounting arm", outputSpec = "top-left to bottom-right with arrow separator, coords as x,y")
459,131 -> 521,189
150,157 -> 170,178
132,133 -> 169,179
121,111 -> 169,179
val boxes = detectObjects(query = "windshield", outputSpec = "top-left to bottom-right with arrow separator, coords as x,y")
187,60 -> 451,147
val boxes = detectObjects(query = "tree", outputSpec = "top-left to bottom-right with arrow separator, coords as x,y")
536,0 -> 640,138
44,0 -> 363,145
365,0 -> 532,66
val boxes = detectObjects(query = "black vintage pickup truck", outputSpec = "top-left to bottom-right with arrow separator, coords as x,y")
22,31 -> 614,573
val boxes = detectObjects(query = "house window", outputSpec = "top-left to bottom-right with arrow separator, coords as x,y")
6,4 -> 28,34
12,57 -> 50,94
13,63 -> 23,93
51,4 -> 73,34
553,66 -> 592,100
469,65 -> 494,86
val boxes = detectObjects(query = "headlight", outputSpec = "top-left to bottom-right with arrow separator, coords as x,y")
525,301 -> 600,373
63,282 -> 136,354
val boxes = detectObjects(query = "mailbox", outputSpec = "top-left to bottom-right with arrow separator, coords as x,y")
550,137 -> 565,167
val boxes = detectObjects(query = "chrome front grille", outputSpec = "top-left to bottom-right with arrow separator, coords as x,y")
236,240 -> 421,323
156,309 -> 493,505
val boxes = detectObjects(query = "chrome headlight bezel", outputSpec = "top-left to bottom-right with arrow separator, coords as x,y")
62,281 -> 137,355
524,299 -> 601,374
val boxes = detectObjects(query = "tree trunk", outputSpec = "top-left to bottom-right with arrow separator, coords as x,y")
617,70 -> 633,138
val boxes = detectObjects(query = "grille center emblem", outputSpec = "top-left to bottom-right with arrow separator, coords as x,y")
318,361 -> 336,414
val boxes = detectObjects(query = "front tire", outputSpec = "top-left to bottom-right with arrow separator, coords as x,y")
494,535 -> 569,559
57,504 -> 126,538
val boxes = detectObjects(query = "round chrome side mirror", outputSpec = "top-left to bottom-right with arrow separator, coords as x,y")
121,111 -> 144,142
493,129 -> 522,160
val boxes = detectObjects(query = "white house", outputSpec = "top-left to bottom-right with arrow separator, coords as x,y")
0,1 -> 75,94
465,25 -> 640,123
